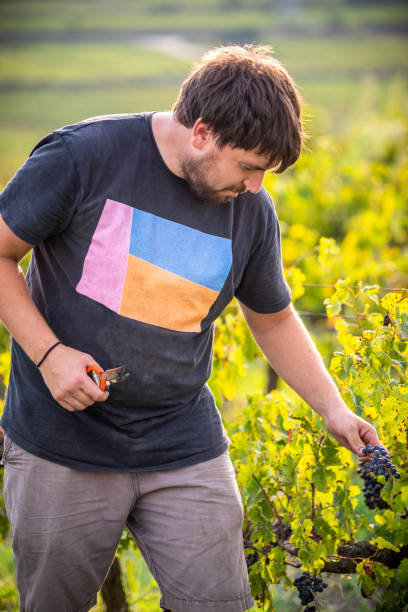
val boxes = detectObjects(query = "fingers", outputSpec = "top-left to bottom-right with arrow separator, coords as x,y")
355,422 -> 384,458
52,379 -> 109,411
80,372 -> 110,403
60,391 -> 109,413
70,386 -> 109,411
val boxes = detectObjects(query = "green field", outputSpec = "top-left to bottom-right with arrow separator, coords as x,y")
1,29 -> 407,179
2,35 -> 406,87
1,0 -> 407,33
1,0 -> 407,181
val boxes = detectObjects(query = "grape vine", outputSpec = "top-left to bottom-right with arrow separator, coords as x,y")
217,285 -> 408,610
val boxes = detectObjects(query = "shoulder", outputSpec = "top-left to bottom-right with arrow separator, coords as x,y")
28,113 -> 152,173
29,113 -> 149,158
56,112 -> 148,137
53,113 -> 149,150
235,186 -> 279,227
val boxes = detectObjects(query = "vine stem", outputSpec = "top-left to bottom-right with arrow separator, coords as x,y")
328,554 -> 361,566
245,545 -> 269,557
271,474 -> 291,503
252,473 -> 285,545
311,481 -> 316,526
329,549 -> 379,563
285,560 -> 303,568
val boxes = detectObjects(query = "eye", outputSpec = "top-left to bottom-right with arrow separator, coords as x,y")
240,163 -> 256,172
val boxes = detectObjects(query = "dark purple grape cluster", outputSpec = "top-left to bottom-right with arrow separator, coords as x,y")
358,444 -> 400,510
280,522 -> 293,541
361,444 -> 400,479
359,469 -> 389,509
271,521 -> 293,547
294,571 -> 328,609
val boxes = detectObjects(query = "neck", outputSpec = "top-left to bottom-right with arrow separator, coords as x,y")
151,112 -> 189,179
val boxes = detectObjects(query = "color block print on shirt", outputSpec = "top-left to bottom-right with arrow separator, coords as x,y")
76,199 -> 232,332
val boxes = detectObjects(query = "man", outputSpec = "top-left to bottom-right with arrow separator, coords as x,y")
0,45 -> 380,612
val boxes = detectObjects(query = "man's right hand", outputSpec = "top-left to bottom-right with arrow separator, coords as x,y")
38,344 -> 109,411
0,215 -> 109,411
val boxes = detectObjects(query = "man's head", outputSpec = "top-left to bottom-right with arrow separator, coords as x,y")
173,44 -> 304,177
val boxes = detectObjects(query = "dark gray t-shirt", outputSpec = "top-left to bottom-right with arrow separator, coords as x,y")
0,112 -> 291,471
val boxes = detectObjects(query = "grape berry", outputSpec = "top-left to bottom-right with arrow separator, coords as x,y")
294,571 -> 328,610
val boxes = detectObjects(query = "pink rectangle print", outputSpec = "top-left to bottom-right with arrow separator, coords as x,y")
76,199 -> 133,313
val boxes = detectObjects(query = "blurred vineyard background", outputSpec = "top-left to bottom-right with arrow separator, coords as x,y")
0,0 -> 407,610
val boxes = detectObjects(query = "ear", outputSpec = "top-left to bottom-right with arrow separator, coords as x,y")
191,118 -> 213,150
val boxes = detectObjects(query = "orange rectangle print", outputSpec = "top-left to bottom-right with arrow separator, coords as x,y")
120,255 -> 219,332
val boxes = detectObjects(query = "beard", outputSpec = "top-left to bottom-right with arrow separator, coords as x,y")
180,152 -> 246,205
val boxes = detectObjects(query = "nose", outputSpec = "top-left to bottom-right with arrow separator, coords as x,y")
243,172 -> 265,194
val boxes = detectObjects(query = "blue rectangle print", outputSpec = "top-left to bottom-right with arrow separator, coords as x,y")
129,208 -> 232,292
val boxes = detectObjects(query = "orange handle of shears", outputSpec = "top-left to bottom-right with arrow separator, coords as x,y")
86,364 -> 109,391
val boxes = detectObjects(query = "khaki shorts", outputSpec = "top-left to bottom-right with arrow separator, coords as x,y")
3,435 -> 254,612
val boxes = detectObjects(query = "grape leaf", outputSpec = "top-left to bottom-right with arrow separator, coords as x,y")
370,537 -> 400,552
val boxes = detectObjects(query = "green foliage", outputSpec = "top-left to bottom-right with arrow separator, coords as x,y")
118,543 -> 162,611
0,541 -> 18,612
216,286 -> 407,610
227,388 -> 359,598
326,288 -> 408,442
0,585 -> 19,612
209,302 -> 261,404
374,558 -> 408,611
263,115 -> 408,340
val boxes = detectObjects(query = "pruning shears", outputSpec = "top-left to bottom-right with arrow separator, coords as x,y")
86,364 -> 130,391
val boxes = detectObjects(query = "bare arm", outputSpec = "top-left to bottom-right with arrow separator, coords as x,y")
0,215 -> 108,411
239,301 -> 381,457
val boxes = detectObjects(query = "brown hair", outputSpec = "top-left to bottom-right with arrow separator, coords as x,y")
173,45 -> 304,173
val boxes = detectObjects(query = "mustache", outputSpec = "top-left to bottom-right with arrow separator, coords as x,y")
223,185 -> 247,194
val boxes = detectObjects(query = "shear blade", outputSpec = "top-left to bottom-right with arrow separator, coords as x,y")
106,366 -> 130,384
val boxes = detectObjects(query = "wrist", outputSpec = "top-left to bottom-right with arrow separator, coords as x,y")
313,397 -> 352,422
29,334 -> 60,365
36,341 -> 63,368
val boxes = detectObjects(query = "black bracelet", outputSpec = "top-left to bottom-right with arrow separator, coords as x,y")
36,341 -> 62,368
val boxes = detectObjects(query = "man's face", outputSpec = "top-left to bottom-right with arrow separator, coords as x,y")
180,141 -> 274,205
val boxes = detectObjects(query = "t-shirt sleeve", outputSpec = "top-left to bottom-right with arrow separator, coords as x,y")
0,132 -> 81,245
234,192 -> 291,313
